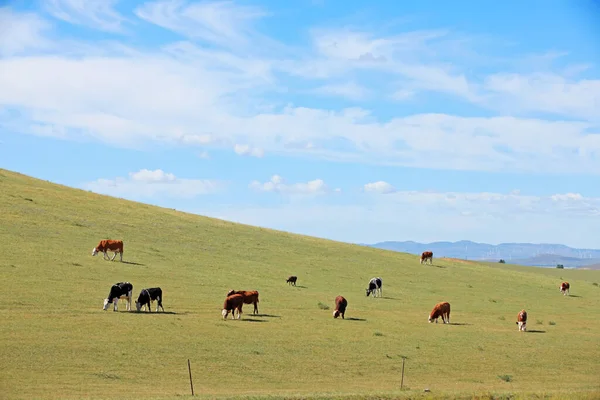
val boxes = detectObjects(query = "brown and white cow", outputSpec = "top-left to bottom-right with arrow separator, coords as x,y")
428,301 -> 450,324
559,281 -> 570,296
286,276 -> 298,286
222,293 -> 244,320
92,239 -> 124,262
420,251 -> 433,265
226,290 -> 259,314
333,295 -> 347,319
516,309 -> 527,331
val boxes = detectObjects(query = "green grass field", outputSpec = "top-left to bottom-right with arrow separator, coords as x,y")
1,168 -> 599,400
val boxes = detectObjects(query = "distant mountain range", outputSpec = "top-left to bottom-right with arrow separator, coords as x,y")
365,240 -> 600,268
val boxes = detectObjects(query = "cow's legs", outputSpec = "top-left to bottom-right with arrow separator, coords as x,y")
103,251 -> 109,260
119,252 -> 123,262
113,298 -> 118,311
110,252 -> 117,261
253,302 -> 258,314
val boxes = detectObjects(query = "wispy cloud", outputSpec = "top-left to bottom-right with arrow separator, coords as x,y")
83,169 -> 222,199
363,181 -> 396,194
234,144 -> 264,158
44,0 -> 129,33
311,82 -> 370,100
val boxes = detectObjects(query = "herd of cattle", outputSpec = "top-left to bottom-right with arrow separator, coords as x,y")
93,239 -> 573,330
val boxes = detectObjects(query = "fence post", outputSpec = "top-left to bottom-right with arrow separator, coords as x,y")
188,359 -> 195,396
400,357 -> 406,389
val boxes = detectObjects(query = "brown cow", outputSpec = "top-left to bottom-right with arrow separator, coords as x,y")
559,282 -> 570,296
92,239 -> 124,262
428,301 -> 450,324
286,276 -> 298,286
222,293 -> 244,320
516,309 -> 527,331
420,251 -> 433,265
226,290 -> 259,314
333,295 -> 347,319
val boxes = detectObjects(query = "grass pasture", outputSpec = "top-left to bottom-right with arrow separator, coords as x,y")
0,168 -> 599,400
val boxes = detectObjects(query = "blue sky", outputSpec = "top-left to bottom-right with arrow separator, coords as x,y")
1,0 -> 600,248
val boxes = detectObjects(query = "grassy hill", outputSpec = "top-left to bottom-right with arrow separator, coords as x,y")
0,168 -> 599,400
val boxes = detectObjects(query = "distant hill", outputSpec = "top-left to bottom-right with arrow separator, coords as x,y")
366,240 -> 600,268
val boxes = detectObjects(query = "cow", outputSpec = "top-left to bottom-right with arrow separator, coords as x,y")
103,282 -> 133,311
135,287 -> 164,312
559,282 -> 570,296
428,301 -> 451,324
222,293 -> 244,320
333,295 -> 347,319
420,251 -> 433,265
92,239 -> 124,262
286,276 -> 298,286
365,277 -> 382,298
226,290 -> 259,314
516,309 -> 527,331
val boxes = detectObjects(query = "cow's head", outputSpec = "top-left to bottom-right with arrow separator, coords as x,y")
135,302 -> 142,312
222,309 -> 229,319
226,290 -> 235,297
92,247 -> 99,256
365,288 -> 371,297
428,315 -> 433,323
333,310 -> 340,318
103,298 -> 110,310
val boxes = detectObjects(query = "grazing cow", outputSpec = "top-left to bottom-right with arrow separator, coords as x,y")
286,276 -> 298,286
365,277 -> 383,297
222,293 -> 244,320
226,290 -> 259,314
559,282 -> 570,296
420,251 -> 433,265
135,287 -> 164,312
333,295 -> 347,319
516,309 -> 527,331
103,282 -> 133,311
92,239 -> 124,262
428,301 -> 451,324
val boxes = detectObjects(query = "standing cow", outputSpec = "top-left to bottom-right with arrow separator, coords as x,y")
559,282 -> 570,296
222,293 -> 244,320
420,251 -> 433,265
103,282 -> 133,311
135,287 -> 164,312
333,295 -> 348,319
365,277 -> 383,298
428,301 -> 451,324
286,276 -> 298,286
226,290 -> 259,314
92,239 -> 124,262
516,309 -> 527,331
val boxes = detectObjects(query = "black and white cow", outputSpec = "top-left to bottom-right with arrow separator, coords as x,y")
135,287 -> 164,312
103,282 -> 133,311
365,277 -> 383,298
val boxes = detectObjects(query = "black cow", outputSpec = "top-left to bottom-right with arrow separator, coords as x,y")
365,277 -> 382,297
135,287 -> 164,312
286,275 -> 298,286
103,282 -> 133,311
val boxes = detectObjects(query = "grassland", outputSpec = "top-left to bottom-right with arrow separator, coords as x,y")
0,168 -> 599,400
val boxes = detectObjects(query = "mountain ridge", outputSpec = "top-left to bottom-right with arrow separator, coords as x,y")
365,240 -> 600,267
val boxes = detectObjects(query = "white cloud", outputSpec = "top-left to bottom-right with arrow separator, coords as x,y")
129,168 -> 176,182
249,175 -> 338,195
1,7 -> 600,175
44,0 -> 129,33
0,8 -> 52,56
84,169 -> 222,199
363,181 -> 396,194
234,144 -> 264,158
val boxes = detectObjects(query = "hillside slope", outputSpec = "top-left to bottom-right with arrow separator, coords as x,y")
0,168 -> 599,400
